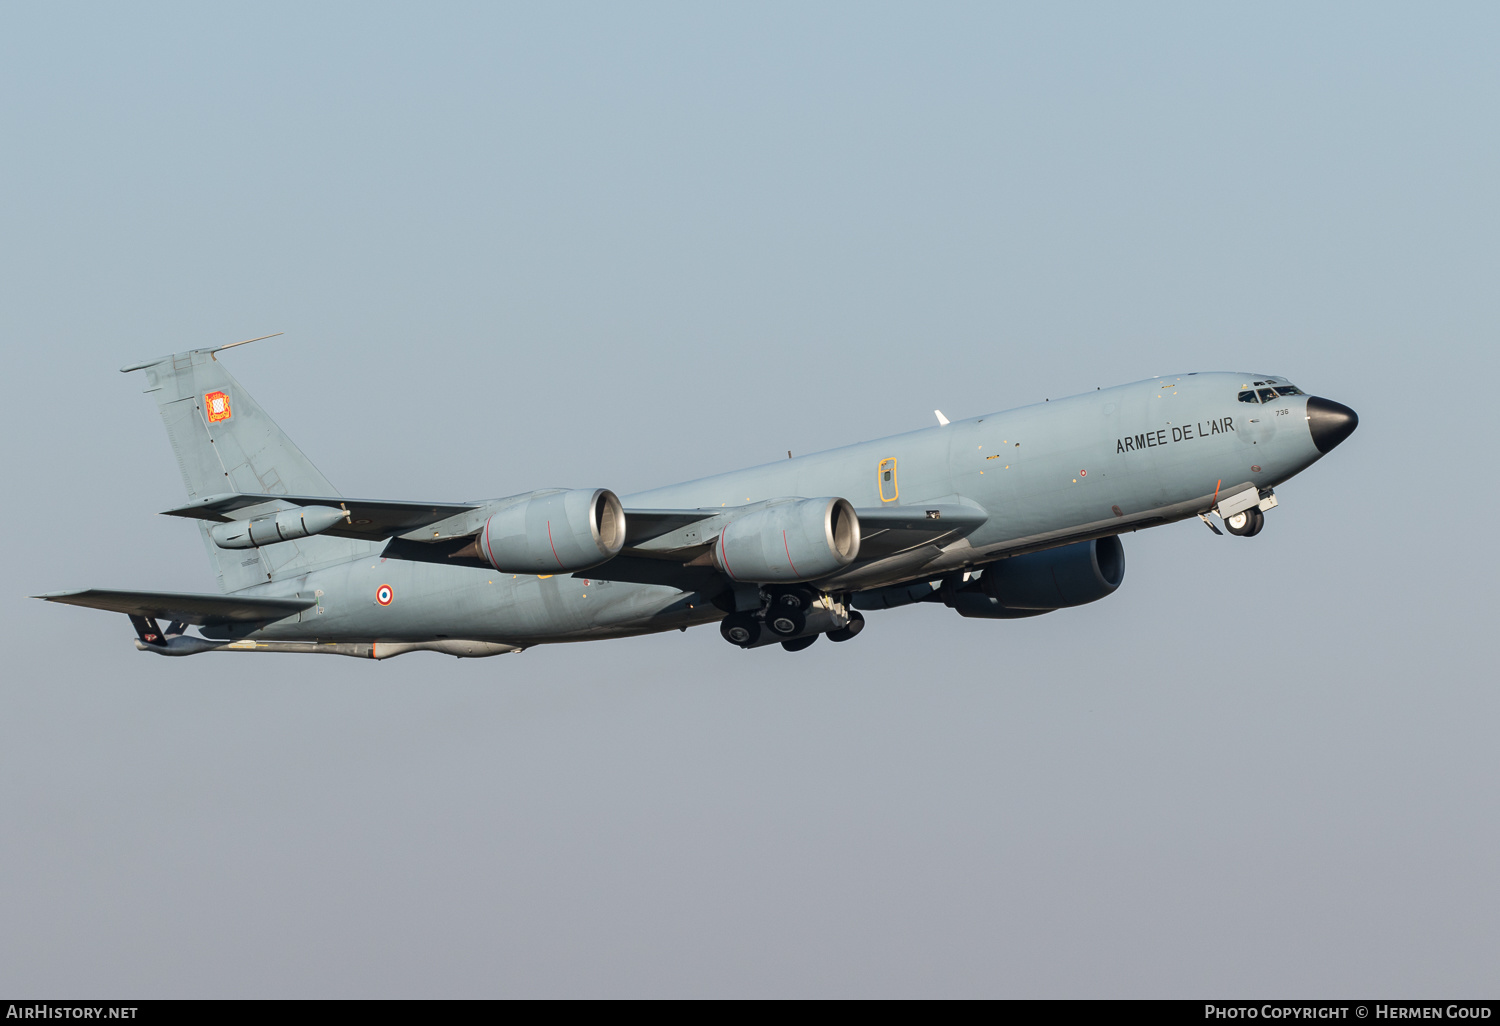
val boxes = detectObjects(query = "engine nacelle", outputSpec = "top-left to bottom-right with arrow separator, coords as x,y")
978,535 -> 1125,611
944,536 -> 1125,618
477,488 -> 624,574
209,505 -> 348,549
712,497 -> 860,583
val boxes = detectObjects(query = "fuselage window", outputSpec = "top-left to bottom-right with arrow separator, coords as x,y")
1238,390 -> 1260,403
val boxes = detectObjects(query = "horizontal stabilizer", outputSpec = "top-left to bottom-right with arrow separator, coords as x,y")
162,492 -> 482,541
35,589 -> 313,626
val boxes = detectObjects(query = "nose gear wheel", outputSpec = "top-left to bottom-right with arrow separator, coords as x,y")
1225,507 -> 1264,537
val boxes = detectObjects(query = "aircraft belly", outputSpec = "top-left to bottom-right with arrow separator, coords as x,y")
242,559 -> 512,642
235,557 -> 710,646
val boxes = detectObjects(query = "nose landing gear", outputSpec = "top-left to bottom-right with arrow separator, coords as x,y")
1207,486 -> 1275,538
1224,507 -> 1264,537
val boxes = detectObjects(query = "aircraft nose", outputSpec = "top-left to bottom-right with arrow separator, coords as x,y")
1306,396 -> 1359,453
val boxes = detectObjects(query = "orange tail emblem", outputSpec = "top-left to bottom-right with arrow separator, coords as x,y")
204,391 -> 232,423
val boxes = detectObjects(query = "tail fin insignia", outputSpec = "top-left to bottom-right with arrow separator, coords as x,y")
204,391 -> 232,423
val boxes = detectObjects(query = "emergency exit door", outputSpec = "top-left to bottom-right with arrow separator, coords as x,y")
878,458 -> 898,502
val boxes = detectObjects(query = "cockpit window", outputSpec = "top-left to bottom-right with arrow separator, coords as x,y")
1256,388 -> 1278,403
1273,385 -> 1304,396
1238,390 -> 1259,403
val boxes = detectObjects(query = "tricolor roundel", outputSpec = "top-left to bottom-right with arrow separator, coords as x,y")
375,584 -> 394,606
204,391 -> 232,423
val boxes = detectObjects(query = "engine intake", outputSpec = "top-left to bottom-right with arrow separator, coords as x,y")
712,497 -> 860,583
477,488 -> 624,574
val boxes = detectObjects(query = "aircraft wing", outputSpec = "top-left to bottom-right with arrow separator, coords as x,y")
620,509 -> 725,547
578,502 -> 989,586
162,492 -> 482,540
378,498 -> 988,591
35,589 -> 313,625
377,505 -> 730,583
565,507 -> 725,591
848,503 -> 989,561
614,502 -> 986,559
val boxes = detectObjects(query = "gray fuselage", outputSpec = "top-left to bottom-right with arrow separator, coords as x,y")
229,372 -> 1336,647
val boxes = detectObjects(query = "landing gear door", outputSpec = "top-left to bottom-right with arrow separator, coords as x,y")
1216,485 -> 1261,519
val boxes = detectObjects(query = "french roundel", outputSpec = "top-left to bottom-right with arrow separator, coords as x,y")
375,584 -> 394,606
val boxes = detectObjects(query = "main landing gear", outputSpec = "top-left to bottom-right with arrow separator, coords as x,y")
719,589 -> 863,651
764,588 -> 809,638
719,613 -> 761,648
827,610 -> 864,643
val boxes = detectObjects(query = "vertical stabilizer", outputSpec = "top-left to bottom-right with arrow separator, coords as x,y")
124,344 -> 378,591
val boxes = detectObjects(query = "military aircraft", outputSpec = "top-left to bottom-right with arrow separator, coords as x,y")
37,337 -> 1357,658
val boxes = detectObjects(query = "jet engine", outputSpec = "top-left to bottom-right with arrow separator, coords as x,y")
946,536 -> 1125,618
476,488 -> 624,574
712,497 -> 860,583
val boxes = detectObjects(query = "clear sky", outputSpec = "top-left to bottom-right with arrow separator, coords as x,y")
2,1 -> 1496,997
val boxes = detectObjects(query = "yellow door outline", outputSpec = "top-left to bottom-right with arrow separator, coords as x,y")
878,458 -> 898,502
